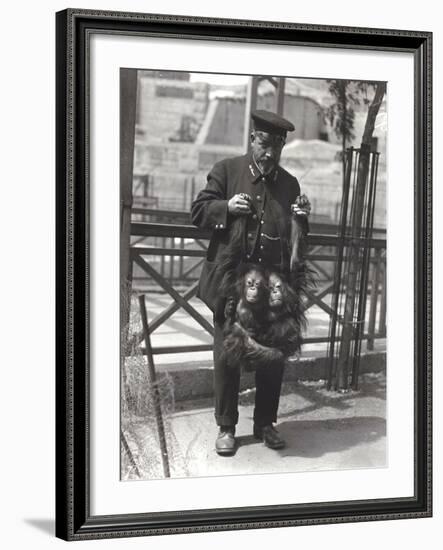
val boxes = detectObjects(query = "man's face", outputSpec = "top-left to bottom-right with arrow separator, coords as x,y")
250,130 -> 286,175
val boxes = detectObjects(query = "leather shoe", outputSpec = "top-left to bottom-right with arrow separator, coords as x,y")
215,426 -> 236,455
253,424 -> 285,449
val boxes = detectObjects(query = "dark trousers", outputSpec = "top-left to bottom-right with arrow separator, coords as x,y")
213,319 -> 285,427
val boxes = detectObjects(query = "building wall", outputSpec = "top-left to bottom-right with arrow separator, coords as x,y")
202,94 -> 325,146
258,93 -> 326,141
134,78 -> 385,226
204,98 -> 245,145
136,76 -> 209,142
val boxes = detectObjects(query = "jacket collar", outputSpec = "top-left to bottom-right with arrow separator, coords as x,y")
246,153 -> 278,185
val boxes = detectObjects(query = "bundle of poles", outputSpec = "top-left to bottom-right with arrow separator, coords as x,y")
327,145 -> 380,391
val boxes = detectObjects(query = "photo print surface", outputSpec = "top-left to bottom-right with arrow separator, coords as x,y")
120,69 -> 387,481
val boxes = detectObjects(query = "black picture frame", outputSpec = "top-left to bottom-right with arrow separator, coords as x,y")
55,8 -> 432,541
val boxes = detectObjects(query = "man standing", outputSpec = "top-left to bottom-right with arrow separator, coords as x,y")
191,109 -> 311,455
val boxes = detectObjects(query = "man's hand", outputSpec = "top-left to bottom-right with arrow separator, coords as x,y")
291,194 -> 311,218
228,193 -> 252,216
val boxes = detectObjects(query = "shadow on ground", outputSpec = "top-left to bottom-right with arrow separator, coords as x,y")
280,415 -> 385,457
123,373 -> 387,480
234,415 -> 385,458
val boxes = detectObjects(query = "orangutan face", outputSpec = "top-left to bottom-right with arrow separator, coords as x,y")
268,273 -> 284,308
244,269 -> 266,304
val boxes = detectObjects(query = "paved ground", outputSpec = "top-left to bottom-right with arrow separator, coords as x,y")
123,291 -> 386,480
123,372 -> 386,481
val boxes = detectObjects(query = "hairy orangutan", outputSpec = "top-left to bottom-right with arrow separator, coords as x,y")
221,265 -> 285,371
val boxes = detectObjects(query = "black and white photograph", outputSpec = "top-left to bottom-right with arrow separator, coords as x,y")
120,69 -> 388,481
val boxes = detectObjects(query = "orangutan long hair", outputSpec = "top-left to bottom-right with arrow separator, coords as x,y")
214,203 -> 315,372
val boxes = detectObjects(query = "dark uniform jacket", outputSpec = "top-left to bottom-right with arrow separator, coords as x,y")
190,153 -> 307,312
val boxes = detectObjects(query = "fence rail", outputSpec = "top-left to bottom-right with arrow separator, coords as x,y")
127,221 -> 386,356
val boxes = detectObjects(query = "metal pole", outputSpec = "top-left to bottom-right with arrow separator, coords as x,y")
122,258 -> 134,409
336,144 -> 372,390
120,68 -> 137,346
179,238 -> 184,281
160,237 -> 165,278
326,147 -> 354,390
352,150 -> 378,388
276,77 -> 286,116
120,429 -> 141,478
138,295 -> 171,478
378,257 -> 387,337
244,76 -> 259,153
191,176 -> 196,206
367,249 -> 381,351
120,68 -> 138,409
169,237 -> 175,283
183,177 -> 188,210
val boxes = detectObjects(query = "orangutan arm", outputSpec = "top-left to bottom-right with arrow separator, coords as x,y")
223,322 -> 284,371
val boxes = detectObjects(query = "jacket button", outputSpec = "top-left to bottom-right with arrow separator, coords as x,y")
256,195 -> 261,200
220,224 -> 224,228
252,214 -> 257,220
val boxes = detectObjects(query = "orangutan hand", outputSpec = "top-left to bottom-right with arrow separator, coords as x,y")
224,296 -> 237,320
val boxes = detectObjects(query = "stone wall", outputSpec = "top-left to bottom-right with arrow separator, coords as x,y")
136,76 -> 209,143
127,351 -> 387,402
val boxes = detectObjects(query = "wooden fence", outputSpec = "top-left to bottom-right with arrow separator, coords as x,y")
128,220 -> 386,356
